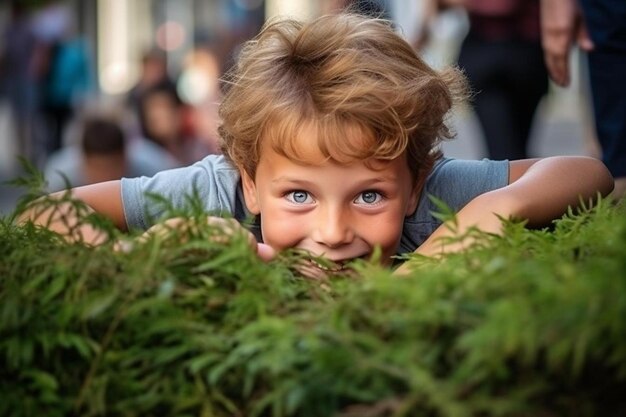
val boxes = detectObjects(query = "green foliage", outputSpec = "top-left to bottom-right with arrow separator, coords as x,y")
1,191 -> 626,416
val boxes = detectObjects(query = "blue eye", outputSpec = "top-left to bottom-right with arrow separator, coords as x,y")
355,191 -> 382,205
287,190 -> 314,204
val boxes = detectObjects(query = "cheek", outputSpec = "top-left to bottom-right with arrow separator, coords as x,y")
361,212 -> 406,261
259,211 -> 306,250
375,224 -> 403,253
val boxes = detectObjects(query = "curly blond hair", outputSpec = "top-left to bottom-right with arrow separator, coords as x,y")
219,13 -> 467,183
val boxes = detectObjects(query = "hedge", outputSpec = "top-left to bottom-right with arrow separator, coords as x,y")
1,179 -> 625,416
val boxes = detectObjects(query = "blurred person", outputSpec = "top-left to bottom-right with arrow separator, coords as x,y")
541,0 -> 626,199
126,48 -> 176,113
44,113 -> 177,192
136,83 -> 209,165
33,0 -> 93,157
416,0 -> 548,160
0,1 -> 40,165
188,99 -> 221,156
177,46 -> 223,156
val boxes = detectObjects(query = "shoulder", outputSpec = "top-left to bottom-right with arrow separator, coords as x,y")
120,154 -> 243,230
421,157 -> 509,213
426,158 -> 510,196
122,154 -> 239,193
398,158 -> 509,253
418,157 -> 510,217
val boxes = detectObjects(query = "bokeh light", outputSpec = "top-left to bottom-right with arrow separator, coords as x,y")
156,21 -> 186,52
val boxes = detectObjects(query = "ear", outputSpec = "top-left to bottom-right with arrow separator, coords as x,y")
241,169 -> 261,215
405,180 -> 423,216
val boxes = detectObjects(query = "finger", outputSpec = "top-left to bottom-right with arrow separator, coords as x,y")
227,222 -> 273,260
546,53 -> 570,87
113,239 -> 134,253
206,216 -> 239,234
256,243 -> 276,261
296,262 -> 328,280
542,31 -> 572,86
576,21 -> 594,51
140,217 -> 186,242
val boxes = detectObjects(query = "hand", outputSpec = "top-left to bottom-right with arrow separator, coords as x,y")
411,0 -> 442,51
540,0 -> 594,87
115,216 -> 276,262
18,196 -> 109,246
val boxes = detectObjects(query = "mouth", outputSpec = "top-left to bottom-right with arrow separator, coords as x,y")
310,254 -> 370,272
310,259 -> 344,272
290,247 -> 371,279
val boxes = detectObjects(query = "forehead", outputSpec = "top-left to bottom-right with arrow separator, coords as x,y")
257,142 -> 411,180
262,117 -> 379,166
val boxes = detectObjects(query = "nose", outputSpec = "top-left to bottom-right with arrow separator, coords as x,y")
312,205 -> 354,248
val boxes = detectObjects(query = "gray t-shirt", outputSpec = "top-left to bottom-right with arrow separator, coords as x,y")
121,154 -> 509,255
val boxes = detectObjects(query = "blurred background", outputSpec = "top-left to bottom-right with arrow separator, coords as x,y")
0,0 -> 595,215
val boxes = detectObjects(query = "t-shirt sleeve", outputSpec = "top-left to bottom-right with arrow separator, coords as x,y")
120,155 -> 241,230
400,158 -> 509,253
424,158 -> 509,213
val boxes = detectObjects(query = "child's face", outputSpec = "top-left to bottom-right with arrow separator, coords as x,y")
241,127 -> 419,266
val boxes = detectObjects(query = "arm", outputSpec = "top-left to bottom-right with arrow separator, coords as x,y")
414,156 -> 613,257
18,180 -> 126,245
540,0 -> 594,87
18,180 -> 277,260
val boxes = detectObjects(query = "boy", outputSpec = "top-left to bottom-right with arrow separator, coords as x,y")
44,114 -> 176,192
23,13 -> 613,274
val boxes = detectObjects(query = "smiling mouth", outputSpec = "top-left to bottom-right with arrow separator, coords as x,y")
296,255 -> 369,279
311,259 -> 344,272
312,254 -> 369,272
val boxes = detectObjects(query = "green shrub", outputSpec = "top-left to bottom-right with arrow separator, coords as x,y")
1,185 -> 625,416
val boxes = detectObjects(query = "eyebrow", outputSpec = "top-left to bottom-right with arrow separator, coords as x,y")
271,176 -> 400,186
271,177 -> 316,186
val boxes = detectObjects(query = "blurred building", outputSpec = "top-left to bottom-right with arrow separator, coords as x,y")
1,0 -> 267,99
1,1 -> 392,101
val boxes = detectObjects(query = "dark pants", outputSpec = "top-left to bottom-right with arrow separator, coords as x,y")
580,0 -> 626,178
458,34 -> 548,160
41,104 -> 72,156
